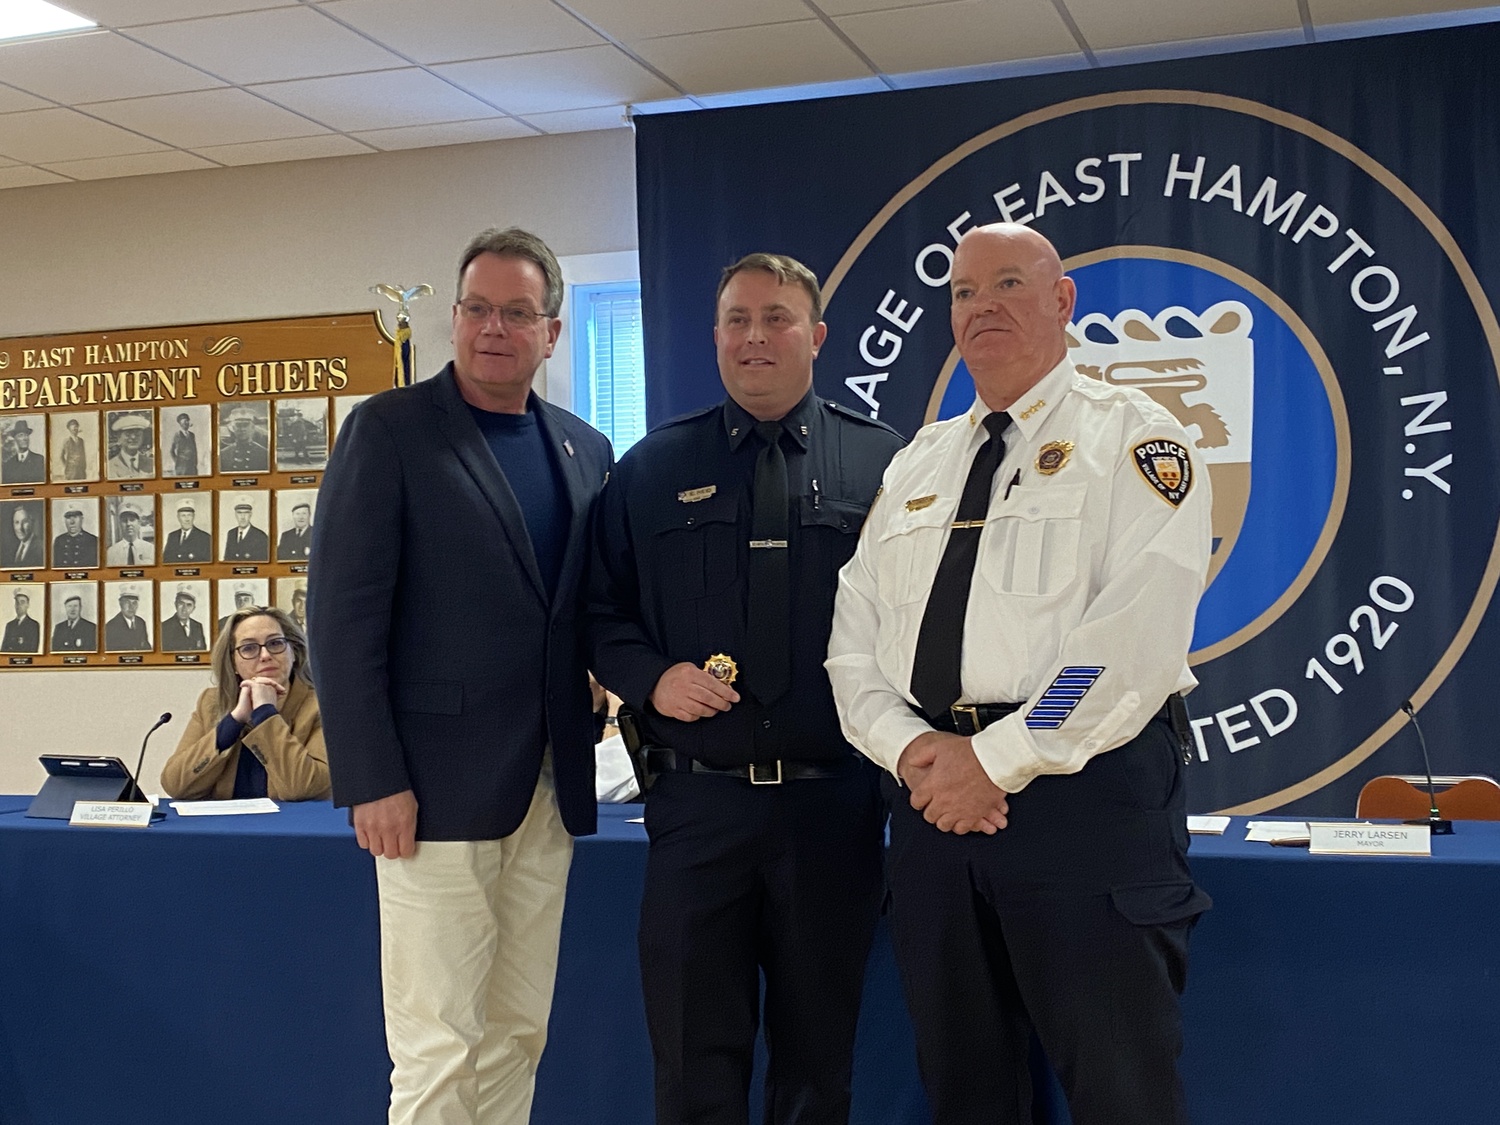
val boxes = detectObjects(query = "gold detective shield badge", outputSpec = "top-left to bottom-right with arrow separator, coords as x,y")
703,653 -> 739,685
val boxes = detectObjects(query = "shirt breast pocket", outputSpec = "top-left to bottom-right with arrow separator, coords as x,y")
980,483 -> 1086,597
651,492 -> 740,599
874,499 -> 957,607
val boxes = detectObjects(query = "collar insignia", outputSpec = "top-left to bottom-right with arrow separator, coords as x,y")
1018,398 -> 1046,420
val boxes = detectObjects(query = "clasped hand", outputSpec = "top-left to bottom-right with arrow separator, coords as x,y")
230,676 -> 286,723
898,731 -> 1009,835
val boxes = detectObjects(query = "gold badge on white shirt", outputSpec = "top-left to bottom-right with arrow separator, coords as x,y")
1035,441 -> 1074,475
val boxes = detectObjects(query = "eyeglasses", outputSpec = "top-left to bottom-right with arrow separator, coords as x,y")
456,299 -> 550,328
234,636 -> 289,660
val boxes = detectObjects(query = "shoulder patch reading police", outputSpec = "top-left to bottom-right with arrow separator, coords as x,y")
1025,666 -> 1105,730
1131,439 -> 1193,506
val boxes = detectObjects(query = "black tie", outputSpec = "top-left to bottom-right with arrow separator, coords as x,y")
127,543 -> 136,566
746,420 -> 791,705
910,412 -> 1010,719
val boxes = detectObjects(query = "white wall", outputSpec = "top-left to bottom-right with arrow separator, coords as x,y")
0,128 -> 638,795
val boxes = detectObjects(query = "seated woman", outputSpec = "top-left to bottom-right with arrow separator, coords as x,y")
160,605 -> 329,801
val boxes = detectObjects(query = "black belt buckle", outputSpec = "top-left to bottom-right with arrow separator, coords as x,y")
949,704 -> 982,737
749,761 -> 783,785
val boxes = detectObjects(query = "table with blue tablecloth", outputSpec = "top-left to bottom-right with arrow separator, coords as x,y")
1,801 -> 1496,1124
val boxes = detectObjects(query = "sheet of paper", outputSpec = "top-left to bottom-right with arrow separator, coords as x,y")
1187,815 -> 1231,834
1245,820 -> 1309,842
171,798 -> 281,816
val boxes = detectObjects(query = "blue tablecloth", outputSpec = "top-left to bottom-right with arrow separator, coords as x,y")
1,801 -> 1496,1124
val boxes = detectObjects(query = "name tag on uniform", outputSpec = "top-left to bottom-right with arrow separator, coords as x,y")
905,494 -> 937,512
678,485 -> 717,503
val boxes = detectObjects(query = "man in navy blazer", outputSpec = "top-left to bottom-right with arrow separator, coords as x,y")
309,227 -> 612,1125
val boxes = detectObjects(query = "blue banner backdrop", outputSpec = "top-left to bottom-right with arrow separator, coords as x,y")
635,24 -> 1500,816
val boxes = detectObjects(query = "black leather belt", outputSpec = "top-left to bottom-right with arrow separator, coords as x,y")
915,697 -> 1182,737
645,748 -> 858,785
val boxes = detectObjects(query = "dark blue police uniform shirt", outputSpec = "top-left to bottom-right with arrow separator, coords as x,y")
588,390 -> 903,767
467,404 -> 568,601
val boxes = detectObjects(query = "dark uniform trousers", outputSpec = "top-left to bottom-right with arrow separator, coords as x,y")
885,714 -> 1208,1125
640,758 -> 884,1125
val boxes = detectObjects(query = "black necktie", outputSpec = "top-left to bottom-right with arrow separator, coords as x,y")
746,420 -> 791,705
910,412 -> 1010,719
127,543 -> 136,565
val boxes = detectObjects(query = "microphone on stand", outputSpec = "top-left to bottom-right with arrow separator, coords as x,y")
1401,700 -> 1453,836
123,712 -> 173,804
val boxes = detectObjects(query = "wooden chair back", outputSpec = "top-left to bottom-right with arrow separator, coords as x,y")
1356,775 -> 1500,821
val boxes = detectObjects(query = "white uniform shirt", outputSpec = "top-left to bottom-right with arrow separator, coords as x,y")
105,536 -> 155,567
826,356 -> 1212,794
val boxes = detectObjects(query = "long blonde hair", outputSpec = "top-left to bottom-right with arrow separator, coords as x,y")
211,605 -> 311,714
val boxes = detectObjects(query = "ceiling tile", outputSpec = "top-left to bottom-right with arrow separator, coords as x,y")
86,88 -> 330,148
63,2 -> 306,29
435,45 -> 679,115
190,133 -> 375,166
521,105 -> 632,134
126,7 -> 407,84
565,0 -> 809,41
0,30 -> 224,105
252,68 -> 496,131
38,149 -> 218,179
836,0 -> 1077,72
632,20 -> 873,95
316,0 -> 602,64
1310,0 -> 1498,22
1064,0 -> 1301,50
351,116 -> 538,150
0,107 -> 167,164
0,84 -> 53,114
0,165 -> 71,189
814,0 -> 976,13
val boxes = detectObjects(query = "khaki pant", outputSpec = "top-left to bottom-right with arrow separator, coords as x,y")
375,757 -> 574,1125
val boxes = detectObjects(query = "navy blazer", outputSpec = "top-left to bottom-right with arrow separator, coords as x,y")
308,365 -> 613,841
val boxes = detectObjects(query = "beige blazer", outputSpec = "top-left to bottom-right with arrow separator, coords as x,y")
159,678 -> 330,801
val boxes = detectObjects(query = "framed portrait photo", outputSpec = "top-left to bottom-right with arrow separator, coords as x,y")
333,394 -> 372,442
50,410 -> 100,483
274,577 -> 308,635
50,497 -> 101,570
1,414 -> 48,486
218,490 -> 270,564
102,580 -> 154,653
1,499 -> 46,571
218,401 -> 271,475
49,581 -> 99,654
158,493 -> 214,566
0,583 -> 44,655
217,577 -> 269,632
274,489 -> 317,562
104,408 -> 156,481
275,397 -> 330,472
160,404 -> 212,479
160,580 -> 210,653
104,496 -> 156,569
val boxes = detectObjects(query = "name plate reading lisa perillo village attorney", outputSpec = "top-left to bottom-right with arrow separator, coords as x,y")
1308,822 -> 1431,856
69,801 -> 155,828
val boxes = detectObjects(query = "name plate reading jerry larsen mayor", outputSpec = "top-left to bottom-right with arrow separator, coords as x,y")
70,801 -> 154,828
1308,822 -> 1431,856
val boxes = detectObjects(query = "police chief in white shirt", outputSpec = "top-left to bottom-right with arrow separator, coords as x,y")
826,223 -> 1212,1125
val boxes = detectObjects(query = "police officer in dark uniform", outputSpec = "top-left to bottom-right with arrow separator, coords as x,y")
588,253 -> 904,1125
51,506 -> 100,569
220,406 -> 270,474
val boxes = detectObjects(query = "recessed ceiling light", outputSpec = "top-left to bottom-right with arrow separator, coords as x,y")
0,0 -> 96,44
